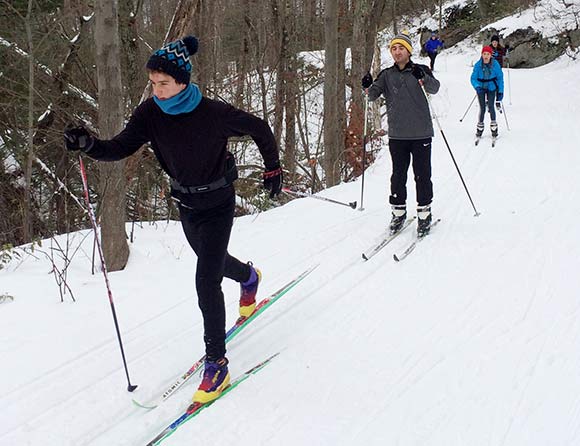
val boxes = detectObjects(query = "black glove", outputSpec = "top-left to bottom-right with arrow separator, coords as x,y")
411,64 -> 425,80
361,72 -> 373,89
64,125 -> 94,152
263,163 -> 283,198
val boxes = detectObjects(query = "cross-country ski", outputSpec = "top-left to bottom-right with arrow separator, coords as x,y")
2,3 -> 579,446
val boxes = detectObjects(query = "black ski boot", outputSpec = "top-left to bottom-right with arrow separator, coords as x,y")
476,122 -> 484,138
389,205 -> 407,235
490,120 -> 498,138
417,205 -> 432,238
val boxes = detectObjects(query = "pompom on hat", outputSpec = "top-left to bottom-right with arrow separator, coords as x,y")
146,36 -> 198,84
390,32 -> 413,54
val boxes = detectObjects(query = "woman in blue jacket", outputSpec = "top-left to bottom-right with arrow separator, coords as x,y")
471,45 -> 504,138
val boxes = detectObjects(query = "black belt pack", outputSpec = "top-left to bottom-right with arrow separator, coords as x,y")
171,152 -> 238,194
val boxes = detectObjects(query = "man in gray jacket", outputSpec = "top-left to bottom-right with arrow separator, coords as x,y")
362,32 -> 440,237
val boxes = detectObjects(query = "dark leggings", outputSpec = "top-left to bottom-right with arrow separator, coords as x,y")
179,194 -> 251,361
388,138 -> 433,207
428,52 -> 437,70
477,90 -> 497,122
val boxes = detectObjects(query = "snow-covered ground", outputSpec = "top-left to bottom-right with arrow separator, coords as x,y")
2,23 -> 580,446
484,0 -> 580,39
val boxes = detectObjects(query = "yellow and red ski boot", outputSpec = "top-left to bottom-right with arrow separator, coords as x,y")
192,357 -> 230,404
239,263 -> 261,318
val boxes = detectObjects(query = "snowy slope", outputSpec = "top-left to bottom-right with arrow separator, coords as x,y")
2,39 -> 580,446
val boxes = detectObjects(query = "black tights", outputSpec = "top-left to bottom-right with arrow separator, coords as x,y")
179,194 -> 251,361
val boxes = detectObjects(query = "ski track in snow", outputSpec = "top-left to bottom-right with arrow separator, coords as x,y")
2,24 -> 580,446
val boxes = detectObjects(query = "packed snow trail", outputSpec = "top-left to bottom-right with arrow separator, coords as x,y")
2,33 -> 580,446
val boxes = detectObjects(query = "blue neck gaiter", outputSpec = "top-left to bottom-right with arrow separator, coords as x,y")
154,83 -> 202,115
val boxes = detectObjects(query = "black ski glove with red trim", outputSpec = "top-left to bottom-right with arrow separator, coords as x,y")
263,162 -> 283,198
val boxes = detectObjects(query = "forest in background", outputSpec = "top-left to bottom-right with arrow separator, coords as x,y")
0,0 -> 537,267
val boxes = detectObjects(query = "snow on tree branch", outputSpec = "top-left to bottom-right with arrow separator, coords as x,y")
0,35 -> 97,109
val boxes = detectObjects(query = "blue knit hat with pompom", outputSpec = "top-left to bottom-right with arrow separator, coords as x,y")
146,36 -> 198,84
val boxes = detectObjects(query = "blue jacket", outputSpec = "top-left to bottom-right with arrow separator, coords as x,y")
470,58 -> 504,93
424,38 -> 443,54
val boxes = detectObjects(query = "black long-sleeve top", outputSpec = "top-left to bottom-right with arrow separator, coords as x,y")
86,96 -> 280,209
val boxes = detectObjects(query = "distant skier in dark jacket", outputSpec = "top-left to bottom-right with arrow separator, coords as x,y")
471,45 -> 504,139
490,34 -> 507,68
362,32 -> 440,237
64,36 -> 281,405
424,32 -> 444,71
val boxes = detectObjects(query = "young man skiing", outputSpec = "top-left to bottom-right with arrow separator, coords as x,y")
424,32 -> 444,71
361,33 -> 440,237
471,45 -> 504,141
64,36 -> 282,404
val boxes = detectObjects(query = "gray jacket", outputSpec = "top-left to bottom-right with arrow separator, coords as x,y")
368,62 -> 440,140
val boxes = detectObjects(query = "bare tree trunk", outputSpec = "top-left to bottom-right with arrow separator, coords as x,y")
243,4 -> 269,121
23,0 -> 34,242
283,0 -> 297,181
165,0 -> 202,42
350,0 -> 387,171
119,0 -> 143,108
371,39 -> 382,131
351,1 -> 369,120
235,0 -> 251,108
193,0 -> 221,94
153,0 -> 164,38
284,55 -> 297,181
270,0 -> 285,148
95,0 -> 129,271
337,0 -> 348,175
392,0 -> 398,35
367,1 -> 387,68
306,0 -> 315,49
324,0 -> 340,187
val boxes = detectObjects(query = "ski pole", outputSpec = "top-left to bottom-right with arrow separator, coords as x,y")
499,102 -> 510,131
459,94 -> 477,122
507,59 -> 512,105
359,93 -> 369,211
78,156 -> 138,392
420,84 -> 480,217
282,187 -> 357,209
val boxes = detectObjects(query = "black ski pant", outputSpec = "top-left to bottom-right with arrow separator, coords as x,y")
427,52 -> 437,70
477,89 -> 497,122
179,194 -> 251,361
388,138 -> 433,208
